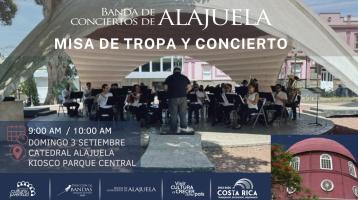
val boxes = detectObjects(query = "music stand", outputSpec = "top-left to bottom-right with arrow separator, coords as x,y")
225,93 -> 236,104
307,87 -> 323,126
139,93 -> 150,104
70,92 -> 83,102
235,86 -> 248,97
106,96 -> 115,106
91,89 -> 102,96
111,88 -> 128,97
157,91 -> 168,102
187,93 -> 198,103
259,92 -> 274,103
122,86 -> 132,92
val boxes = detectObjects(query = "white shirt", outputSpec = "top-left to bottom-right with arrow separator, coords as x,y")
247,92 -> 258,110
190,90 -> 207,105
274,91 -> 288,106
98,92 -> 113,109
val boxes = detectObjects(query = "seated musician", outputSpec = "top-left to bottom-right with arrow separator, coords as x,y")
188,83 -> 208,124
237,80 -> 249,96
61,83 -> 79,117
83,82 -> 94,116
110,83 -> 125,121
236,84 -> 259,128
267,84 -> 288,124
218,83 -> 236,125
97,84 -> 114,120
126,84 -> 147,124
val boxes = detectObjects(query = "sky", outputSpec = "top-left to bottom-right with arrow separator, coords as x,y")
0,0 -> 358,57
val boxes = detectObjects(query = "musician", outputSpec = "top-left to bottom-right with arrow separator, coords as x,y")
110,83 -> 125,121
97,84 -> 114,120
267,84 -> 288,124
286,75 -> 300,120
164,67 -> 192,133
218,84 -> 236,125
111,83 -> 119,89
237,84 -> 259,128
188,83 -> 208,124
83,82 -> 94,116
126,84 -> 147,124
61,83 -> 79,117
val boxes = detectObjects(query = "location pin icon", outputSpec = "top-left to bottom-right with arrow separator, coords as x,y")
11,144 -> 24,160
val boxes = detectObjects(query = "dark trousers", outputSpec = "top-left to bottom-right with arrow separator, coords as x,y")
265,104 -> 284,124
188,104 -> 202,123
128,105 -> 147,121
168,97 -> 188,132
63,102 -> 79,117
239,105 -> 258,125
84,99 -> 94,115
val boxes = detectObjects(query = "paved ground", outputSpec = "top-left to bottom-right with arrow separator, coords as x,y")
203,145 -> 271,173
301,101 -> 358,134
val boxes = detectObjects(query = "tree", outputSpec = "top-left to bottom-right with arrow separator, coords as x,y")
271,144 -> 319,200
44,52 -> 77,105
0,0 -> 17,25
19,76 -> 40,106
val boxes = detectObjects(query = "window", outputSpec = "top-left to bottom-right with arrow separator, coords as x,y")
173,56 -> 183,68
141,63 -> 150,72
152,60 -> 161,72
292,63 -> 302,79
162,57 -> 172,72
355,34 -> 358,49
320,154 -> 333,170
321,179 -> 334,192
287,187 -> 296,194
353,186 -> 358,197
290,156 -> 300,171
348,161 -> 357,177
202,66 -> 212,80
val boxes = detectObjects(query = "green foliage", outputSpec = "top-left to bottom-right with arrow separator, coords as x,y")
0,0 -> 17,25
52,64 -> 78,101
271,144 -> 319,200
19,76 -> 40,106
271,144 -> 301,189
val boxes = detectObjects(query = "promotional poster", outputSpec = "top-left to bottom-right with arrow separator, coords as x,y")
0,0 -> 358,199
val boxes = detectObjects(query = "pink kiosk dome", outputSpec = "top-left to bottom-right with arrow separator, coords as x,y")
280,137 -> 358,199
288,137 -> 356,162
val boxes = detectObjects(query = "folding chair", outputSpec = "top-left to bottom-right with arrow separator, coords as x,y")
57,95 -> 66,116
251,98 -> 268,128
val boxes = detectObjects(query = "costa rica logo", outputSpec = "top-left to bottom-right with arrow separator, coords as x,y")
217,178 -> 258,199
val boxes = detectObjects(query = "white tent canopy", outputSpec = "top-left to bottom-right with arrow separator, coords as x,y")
0,0 -> 357,95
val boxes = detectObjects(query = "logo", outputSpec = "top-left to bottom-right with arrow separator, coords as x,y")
217,178 -> 258,199
57,184 -> 93,197
170,181 -> 205,198
106,186 -> 157,193
9,181 -> 36,198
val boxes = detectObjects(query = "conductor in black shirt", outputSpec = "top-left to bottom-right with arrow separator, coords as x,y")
164,67 -> 192,133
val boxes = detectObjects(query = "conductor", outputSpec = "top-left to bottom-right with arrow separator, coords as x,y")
164,67 -> 193,133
